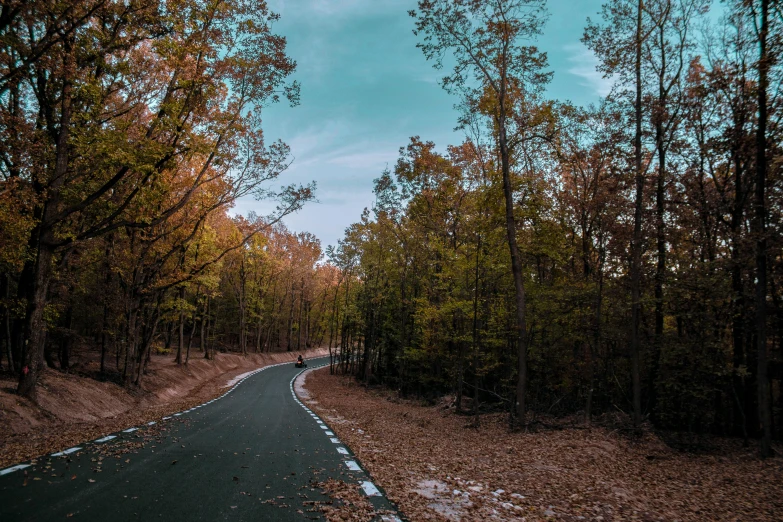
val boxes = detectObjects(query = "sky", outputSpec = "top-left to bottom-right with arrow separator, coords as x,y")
233,0 -> 612,252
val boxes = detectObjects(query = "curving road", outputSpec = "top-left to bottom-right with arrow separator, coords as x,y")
0,357 -> 401,521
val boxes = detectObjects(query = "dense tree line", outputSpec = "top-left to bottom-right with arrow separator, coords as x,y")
330,0 -> 783,457
2,0 -> 781,460
0,1 -> 323,396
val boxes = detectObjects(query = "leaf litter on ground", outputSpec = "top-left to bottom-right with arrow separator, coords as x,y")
301,368 -> 783,522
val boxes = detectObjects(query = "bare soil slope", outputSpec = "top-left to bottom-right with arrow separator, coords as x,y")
302,368 -> 783,522
0,348 -> 328,467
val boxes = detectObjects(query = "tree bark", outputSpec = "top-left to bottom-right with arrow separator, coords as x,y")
498,108 -> 528,425
17,39 -> 74,400
175,286 -> 185,364
753,0 -> 772,459
628,0 -> 645,429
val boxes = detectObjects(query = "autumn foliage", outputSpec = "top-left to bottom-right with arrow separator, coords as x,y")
1,0 -> 782,461
327,0 -> 783,458
0,1 -> 322,397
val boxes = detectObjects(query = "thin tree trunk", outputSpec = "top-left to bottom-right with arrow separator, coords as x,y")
651,65 -> 667,421
186,315 -> 197,364
297,278 -> 304,351
59,302 -> 73,370
175,286 -> 185,364
1,272 -> 13,373
628,0 -> 645,429
498,110 -> 528,425
754,0 -> 772,459
200,298 -> 208,357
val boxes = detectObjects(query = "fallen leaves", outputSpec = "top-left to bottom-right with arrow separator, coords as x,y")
303,368 -> 783,522
314,479 -> 379,521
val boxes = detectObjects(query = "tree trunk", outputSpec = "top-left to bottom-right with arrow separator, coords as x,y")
628,0 -> 645,429
175,286 -> 185,364
1,272 -> 13,373
651,74 -> 667,422
297,278 -> 304,351
200,298 -> 208,358
59,303 -> 73,370
186,314 -> 197,364
136,301 -> 161,387
16,39 -> 74,400
754,0 -> 772,459
498,109 -> 528,425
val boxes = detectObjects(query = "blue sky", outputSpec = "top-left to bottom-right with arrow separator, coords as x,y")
234,0 -> 612,251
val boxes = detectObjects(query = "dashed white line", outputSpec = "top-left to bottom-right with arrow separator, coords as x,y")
361,481 -> 381,497
0,464 -> 31,476
291,363 -> 399,511
51,447 -> 81,457
1,358 -> 325,477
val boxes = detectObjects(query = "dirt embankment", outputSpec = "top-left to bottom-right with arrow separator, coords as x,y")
0,348 -> 328,468
301,368 -> 783,522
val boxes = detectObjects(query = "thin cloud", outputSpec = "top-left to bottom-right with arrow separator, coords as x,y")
283,119 -> 396,175
564,43 -> 613,98
270,0 -> 401,22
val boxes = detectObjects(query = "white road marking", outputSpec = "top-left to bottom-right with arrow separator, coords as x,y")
162,416 -> 171,420
122,428 -> 138,433
94,435 -> 117,443
361,481 -> 381,496
0,464 -> 31,476
148,421 -> 157,425
289,361 -> 400,510
52,447 -> 81,457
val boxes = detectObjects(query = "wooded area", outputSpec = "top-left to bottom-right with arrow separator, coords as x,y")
1,0 -> 781,461
0,1 -> 331,396
325,0 -> 783,458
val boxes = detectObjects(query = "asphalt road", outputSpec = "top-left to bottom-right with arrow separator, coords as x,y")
0,357 -> 400,521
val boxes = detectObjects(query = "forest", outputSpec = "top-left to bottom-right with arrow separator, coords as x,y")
326,0 -> 783,459
0,2 -> 332,393
0,0 -> 781,461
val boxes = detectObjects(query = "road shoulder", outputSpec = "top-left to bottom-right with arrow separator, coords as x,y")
302,367 -> 783,522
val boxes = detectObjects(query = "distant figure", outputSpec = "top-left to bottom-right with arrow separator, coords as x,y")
295,355 -> 306,368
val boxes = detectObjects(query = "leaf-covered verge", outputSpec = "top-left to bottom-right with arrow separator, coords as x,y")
313,478 -> 400,522
303,367 -> 783,521
0,347 -> 327,468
